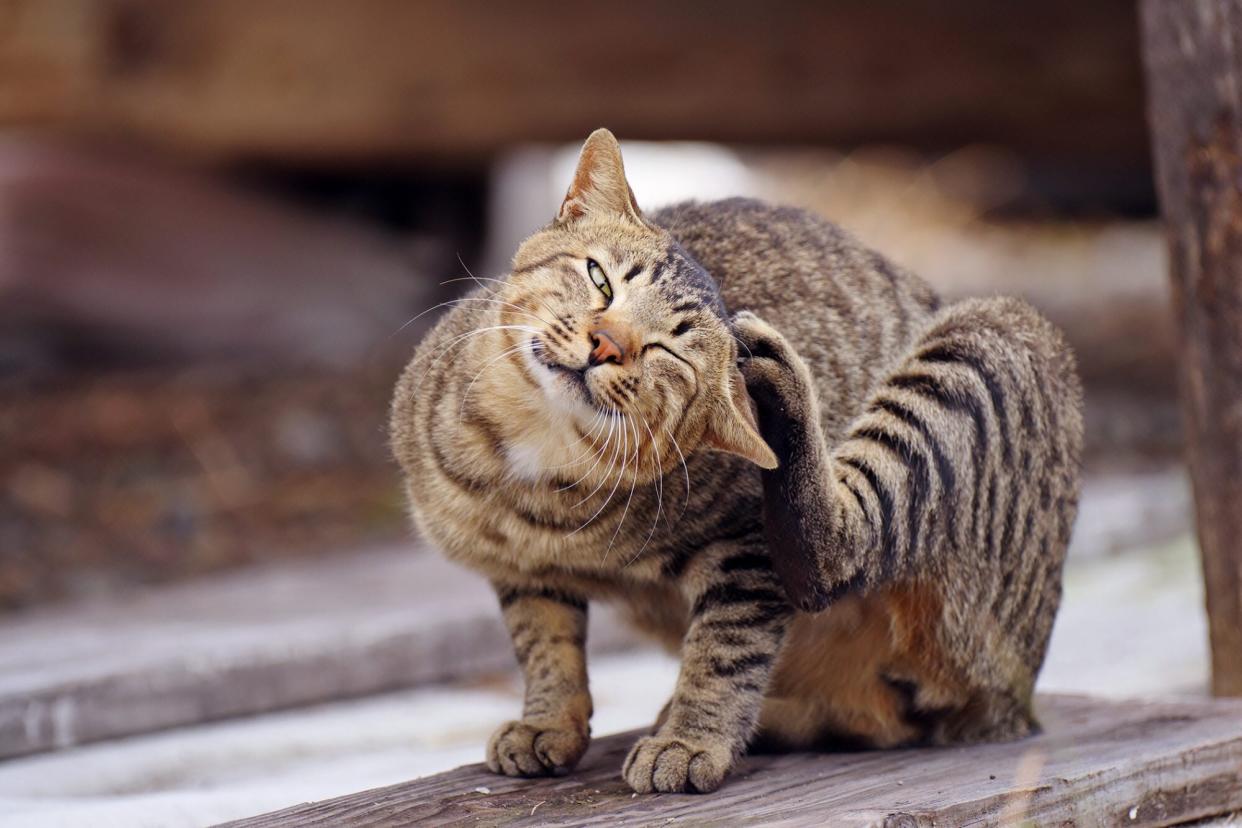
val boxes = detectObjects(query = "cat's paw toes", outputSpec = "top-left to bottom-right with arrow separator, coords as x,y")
486,720 -> 588,778
731,311 -> 789,361
732,312 -> 810,392
622,735 -> 730,794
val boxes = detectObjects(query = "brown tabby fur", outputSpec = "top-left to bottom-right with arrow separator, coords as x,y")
389,129 -> 1084,794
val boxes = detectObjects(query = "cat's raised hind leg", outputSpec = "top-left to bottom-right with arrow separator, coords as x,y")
734,300 -> 1081,622
733,301 -> 1081,745
733,310 -> 873,612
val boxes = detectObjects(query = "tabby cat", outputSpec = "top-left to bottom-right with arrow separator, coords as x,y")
390,129 -> 1083,794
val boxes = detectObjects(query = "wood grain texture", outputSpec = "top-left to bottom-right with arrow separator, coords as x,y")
0,0 -> 1145,167
0,546 -> 639,760
223,694 -> 1242,827
1141,0 -> 1242,696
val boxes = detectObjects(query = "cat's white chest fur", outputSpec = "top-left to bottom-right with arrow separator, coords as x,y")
503,408 -> 587,482
506,441 -> 551,482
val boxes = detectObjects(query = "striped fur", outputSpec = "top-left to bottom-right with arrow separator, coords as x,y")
389,130 -> 1084,793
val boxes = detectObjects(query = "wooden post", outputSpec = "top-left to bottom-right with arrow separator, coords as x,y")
1142,0 -> 1242,696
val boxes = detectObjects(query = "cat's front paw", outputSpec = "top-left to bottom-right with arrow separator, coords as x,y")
486,719 -> 589,778
622,734 -> 731,794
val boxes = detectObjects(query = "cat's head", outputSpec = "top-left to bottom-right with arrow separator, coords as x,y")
494,129 -> 776,481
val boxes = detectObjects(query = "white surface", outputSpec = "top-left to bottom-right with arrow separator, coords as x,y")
1041,537 -> 1209,698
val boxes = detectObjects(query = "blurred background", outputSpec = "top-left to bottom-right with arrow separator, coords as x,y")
0,1 -> 1215,825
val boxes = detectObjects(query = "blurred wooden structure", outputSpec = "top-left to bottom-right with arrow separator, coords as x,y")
3,2 -> 1242,822
2,1 -> 1145,175
0,140 -> 450,370
1143,0 -> 1242,697
0,547 -> 639,759
227,695 -> 1242,827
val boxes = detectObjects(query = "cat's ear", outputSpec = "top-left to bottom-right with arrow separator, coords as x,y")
556,128 -> 645,225
703,366 -> 779,469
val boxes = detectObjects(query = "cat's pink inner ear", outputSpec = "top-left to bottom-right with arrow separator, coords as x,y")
702,367 -> 779,470
557,129 -> 645,225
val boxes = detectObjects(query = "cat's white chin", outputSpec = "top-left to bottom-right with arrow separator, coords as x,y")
524,338 -> 601,422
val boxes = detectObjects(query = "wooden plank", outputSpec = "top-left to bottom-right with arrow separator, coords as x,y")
0,546 -> 639,760
0,138 -> 457,369
1141,0 -> 1242,696
222,694 -> 1242,827
0,0 -> 1145,168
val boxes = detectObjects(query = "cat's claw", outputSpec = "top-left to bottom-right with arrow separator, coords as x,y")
486,719 -> 588,778
622,734 -> 730,794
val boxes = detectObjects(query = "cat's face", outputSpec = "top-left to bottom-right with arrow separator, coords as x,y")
493,129 -> 776,483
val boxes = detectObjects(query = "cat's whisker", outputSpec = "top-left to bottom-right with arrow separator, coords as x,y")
455,252 -> 494,298
601,415 -> 640,560
412,324 -> 538,391
470,297 -> 557,328
625,412 -> 666,567
731,331 -> 755,361
570,410 -> 623,509
438,295 -> 554,328
458,343 -> 530,420
416,323 -> 539,366
441,275 -> 498,293
388,290 -> 549,354
570,409 -> 629,534
546,411 -> 609,473
387,294 -> 541,343
440,274 -> 561,321
606,414 -> 645,563
558,408 -> 616,491
439,286 -> 561,328
663,422 -> 692,519
556,437 -> 610,491
567,412 -> 620,503
641,413 -> 665,525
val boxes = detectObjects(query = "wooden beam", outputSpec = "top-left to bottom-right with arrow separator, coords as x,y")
0,139 -> 459,369
0,0 -> 1146,167
222,694 -> 1242,827
1141,0 -> 1242,697
0,547 -> 640,760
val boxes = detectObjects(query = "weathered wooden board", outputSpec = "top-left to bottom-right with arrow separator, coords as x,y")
223,694 -> 1242,827
0,546 -> 639,760
0,1 -> 1145,168
1142,0 -> 1242,698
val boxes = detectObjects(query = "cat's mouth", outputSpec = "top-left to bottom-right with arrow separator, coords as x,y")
527,336 -> 597,409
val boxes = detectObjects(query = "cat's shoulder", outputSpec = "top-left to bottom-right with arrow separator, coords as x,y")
649,198 -> 874,274
651,197 -> 844,239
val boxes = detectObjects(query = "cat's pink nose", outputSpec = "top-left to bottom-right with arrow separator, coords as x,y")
588,329 -> 625,366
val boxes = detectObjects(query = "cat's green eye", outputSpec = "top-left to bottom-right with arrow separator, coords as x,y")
587,258 -> 612,300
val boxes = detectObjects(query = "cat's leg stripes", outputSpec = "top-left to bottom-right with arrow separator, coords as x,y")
623,539 -> 793,793
486,583 -> 593,777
